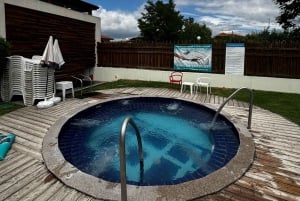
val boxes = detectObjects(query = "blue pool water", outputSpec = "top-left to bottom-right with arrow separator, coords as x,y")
59,97 -> 239,186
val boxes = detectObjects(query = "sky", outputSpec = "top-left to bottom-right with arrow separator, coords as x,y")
85,0 -> 282,40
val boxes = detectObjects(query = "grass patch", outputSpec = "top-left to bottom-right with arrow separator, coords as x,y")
0,102 -> 24,116
213,87 -> 300,126
92,79 -> 170,90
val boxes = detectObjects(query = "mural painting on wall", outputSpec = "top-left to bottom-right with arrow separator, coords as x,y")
174,45 -> 212,72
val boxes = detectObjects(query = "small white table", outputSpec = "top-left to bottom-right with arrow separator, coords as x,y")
181,82 -> 194,95
56,81 -> 74,101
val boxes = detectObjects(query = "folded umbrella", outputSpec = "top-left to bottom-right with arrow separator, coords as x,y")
48,39 -> 65,104
41,36 -> 54,67
37,36 -> 55,109
53,39 -> 65,69
37,36 -> 66,109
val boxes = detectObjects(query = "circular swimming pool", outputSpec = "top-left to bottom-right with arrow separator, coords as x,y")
43,95 -> 255,200
59,97 -> 239,186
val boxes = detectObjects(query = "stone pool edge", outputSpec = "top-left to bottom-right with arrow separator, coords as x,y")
42,95 -> 255,201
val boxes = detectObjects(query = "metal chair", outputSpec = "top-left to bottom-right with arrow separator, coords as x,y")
169,71 -> 183,89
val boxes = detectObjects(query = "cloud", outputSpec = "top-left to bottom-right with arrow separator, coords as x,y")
175,0 -> 281,35
92,6 -> 141,40
93,0 -> 282,39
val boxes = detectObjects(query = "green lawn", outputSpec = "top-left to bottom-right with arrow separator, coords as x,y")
212,87 -> 300,126
0,102 -> 24,116
1,79 -> 300,126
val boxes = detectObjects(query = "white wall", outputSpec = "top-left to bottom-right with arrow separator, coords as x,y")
94,67 -> 300,94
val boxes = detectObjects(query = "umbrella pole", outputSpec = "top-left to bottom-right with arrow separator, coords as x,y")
45,66 -> 49,100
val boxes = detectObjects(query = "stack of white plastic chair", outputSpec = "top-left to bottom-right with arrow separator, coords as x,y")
7,56 -> 26,103
24,58 -> 54,106
32,55 -> 59,104
1,55 -> 56,106
22,58 -> 34,106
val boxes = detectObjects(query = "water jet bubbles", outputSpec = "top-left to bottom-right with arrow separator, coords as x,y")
167,102 -> 179,110
70,118 -> 101,127
160,102 -> 182,114
121,99 -> 130,105
199,123 -> 211,131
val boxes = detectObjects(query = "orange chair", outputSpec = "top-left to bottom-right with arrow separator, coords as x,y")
169,71 -> 183,89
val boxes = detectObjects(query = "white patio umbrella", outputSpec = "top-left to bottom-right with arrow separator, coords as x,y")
53,39 -> 65,68
41,36 -> 54,67
37,36 -> 64,109
48,39 -> 65,104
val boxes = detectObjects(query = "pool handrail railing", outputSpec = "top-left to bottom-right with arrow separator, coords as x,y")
210,87 -> 253,130
120,116 -> 144,201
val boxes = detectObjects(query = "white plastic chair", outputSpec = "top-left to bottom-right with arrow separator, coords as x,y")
7,56 -> 26,102
194,77 -> 211,96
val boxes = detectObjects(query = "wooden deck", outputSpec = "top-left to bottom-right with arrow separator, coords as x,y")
0,88 -> 299,201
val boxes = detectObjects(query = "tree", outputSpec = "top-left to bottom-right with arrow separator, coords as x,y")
180,18 -> 212,43
138,0 -> 184,41
273,0 -> 300,32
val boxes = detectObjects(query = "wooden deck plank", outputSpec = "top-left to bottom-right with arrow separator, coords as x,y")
0,119 -> 44,144
3,113 -> 50,131
20,173 -> 59,201
0,155 -> 35,179
0,152 -> 26,169
10,143 -> 43,161
223,183 -> 272,201
15,108 -> 58,122
31,180 -> 65,201
4,171 -> 50,201
238,176 -> 299,201
0,163 -> 46,200
62,189 -> 83,201
0,88 -> 299,201
46,185 -> 70,201
4,111 -> 54,127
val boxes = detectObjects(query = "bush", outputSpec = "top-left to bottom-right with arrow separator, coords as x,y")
0,37 -> 10,69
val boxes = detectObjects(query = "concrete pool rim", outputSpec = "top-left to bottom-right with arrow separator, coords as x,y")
42,95 -> 255,201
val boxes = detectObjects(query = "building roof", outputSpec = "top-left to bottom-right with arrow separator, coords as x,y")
101,35 -> 114,42
215,32 -> 244,38
40,0 -> 99,14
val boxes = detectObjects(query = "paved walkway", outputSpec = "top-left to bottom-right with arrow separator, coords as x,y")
0,88 -> 299,201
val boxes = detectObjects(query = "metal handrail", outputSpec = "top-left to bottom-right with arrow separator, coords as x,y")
71,76 -> 83,97
120,117 -> 144,201
210,87 -> 253,130
71,74 -> 93,98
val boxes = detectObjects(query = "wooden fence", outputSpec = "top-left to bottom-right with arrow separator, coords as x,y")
245,43 -> 300,78
97,42 -> 300,79
97,42 -> 174,70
